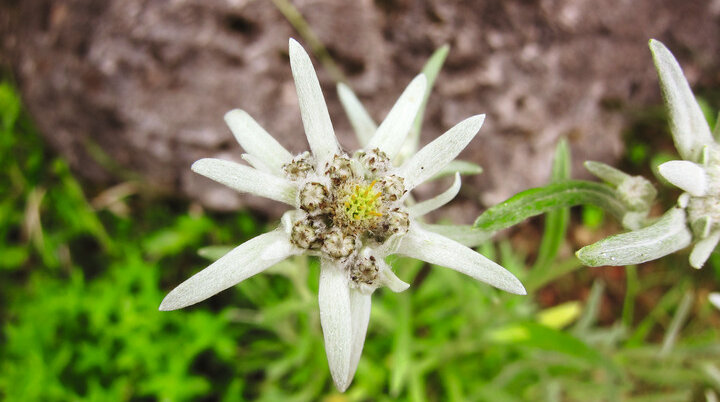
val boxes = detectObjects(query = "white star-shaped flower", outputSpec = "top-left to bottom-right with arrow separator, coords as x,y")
159,39 -> 526,392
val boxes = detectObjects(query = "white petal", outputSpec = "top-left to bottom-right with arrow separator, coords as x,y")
192,158 -> 298,206
418,223 -> 494,248
337,83 -> 377,147
318,260 -> 353,392
693,216 -> 713,239
394,46 -> 450,165
378,265 -> 410,293
430,159 -> 483,180
159,230 -> 294,311
710,293 -> 720,310
678,192 -> 691,208
288,39 -> 339,167
397,223 -> 526,295
398,114 -> 485,190
241,153 -> 273,174
658,160 -> 708,196
365,74 -> 427,159
690,230 -> 720,269
650,40 -> 714,163
408,173 -> 461,217
224,109 -> 293,174
346,288 -> 371,388
261,236 -> 299,260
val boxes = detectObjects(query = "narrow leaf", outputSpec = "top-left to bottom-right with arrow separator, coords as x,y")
397,45 -> 450,163
576,207 -> 692,266
584,160 -> 631,186
413,45 -> 449,136
475,180 -> 626,232
659,290 -> 694,357
533,139 -> 571,271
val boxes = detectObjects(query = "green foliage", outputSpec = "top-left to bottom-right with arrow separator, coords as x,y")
576,207 -> 693,267
532,139 -> 571,272
1,81 -> 719,401
474,180 -> 626,232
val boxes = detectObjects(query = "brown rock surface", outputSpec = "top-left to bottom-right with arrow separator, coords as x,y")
2,0 -> 719,217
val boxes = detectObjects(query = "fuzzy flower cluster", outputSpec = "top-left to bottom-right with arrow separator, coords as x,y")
651,39 -> 720,269
577,40 -> 720,270
159,39 -> 525,391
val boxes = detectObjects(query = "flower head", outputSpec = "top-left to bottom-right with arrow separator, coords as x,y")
576,40 -> 720,269
649,39 -> 720,269
159,39 -> 526,391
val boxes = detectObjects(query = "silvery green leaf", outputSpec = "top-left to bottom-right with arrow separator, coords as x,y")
412,44 -> 449,138
584,160 -> 631,187
576,207 -> 692,266
622,211 -> 649,231
658,160 -> 708,196
551,139 -> 571,180
714,112 -> 720,142
534,139 -> 571,271
419,222 -> 494,248
475,180 -> 626,232
659,290 -> 694,357
430,159 -> 483,180
649,39 -> 714,163
689,230 -> 720,269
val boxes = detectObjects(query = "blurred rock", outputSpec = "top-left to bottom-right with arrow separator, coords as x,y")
2,0 -> 719,217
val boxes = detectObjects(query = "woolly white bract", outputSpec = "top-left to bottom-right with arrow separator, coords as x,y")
159,39 -> 525,392
577,40 -> 720,269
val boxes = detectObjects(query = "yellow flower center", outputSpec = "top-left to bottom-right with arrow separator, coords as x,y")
343,180 -> 383,221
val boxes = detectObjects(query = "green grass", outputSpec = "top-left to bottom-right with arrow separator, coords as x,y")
1,81 -> 719,401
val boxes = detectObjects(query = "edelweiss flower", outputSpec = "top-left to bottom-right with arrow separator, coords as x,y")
159,39 -> 526,391
576,40 -> 720,269
651,39 -> 720,269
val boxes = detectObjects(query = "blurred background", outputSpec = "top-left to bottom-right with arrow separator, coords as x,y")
1,0 -> 719,400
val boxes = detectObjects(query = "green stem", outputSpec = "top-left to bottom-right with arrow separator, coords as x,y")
271,0 -> 348,84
